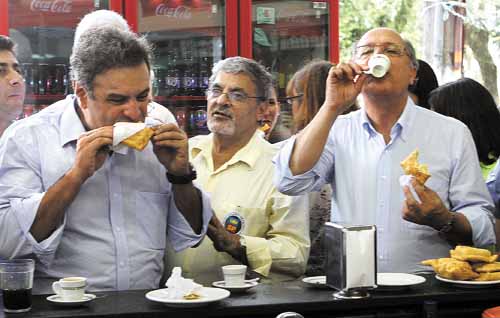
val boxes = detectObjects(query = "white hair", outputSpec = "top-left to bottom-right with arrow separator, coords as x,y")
73,10 -> 129,50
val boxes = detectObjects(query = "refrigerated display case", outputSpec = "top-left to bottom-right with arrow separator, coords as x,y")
1,0 -> 339,136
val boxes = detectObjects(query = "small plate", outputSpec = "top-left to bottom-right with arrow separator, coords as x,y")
302,276 -> 330,289
212,280 -> 258,293
435,275 -> 500,288
376,273 -> 426,291
46,294 -> 96,307
146,287 -> 230,308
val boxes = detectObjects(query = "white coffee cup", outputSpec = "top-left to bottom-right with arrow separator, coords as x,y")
52,277 -> 87,301
366,54 -> 391,78
222,265 -> 247,287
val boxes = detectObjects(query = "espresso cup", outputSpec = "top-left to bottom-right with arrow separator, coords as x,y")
222,265 -> 247,287
52,277 -> 86,301
367,54 -> 391,78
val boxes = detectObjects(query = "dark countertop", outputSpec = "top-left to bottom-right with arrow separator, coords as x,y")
3,274 -> 500,318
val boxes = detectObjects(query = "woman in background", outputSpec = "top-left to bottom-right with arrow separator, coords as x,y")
286,60 -> 358,275
428,78 -> 500,249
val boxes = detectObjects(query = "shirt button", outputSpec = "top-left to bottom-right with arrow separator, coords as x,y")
379,202 -> 384,207
381,176 -> 387,180
379,255 -> 384,260
120,261 -> 125,267
116,227 -> 121,232
113,193 -> 119,198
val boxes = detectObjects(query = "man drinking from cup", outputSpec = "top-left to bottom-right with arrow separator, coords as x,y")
274,27 -> 496,273
0,26 -> 212,293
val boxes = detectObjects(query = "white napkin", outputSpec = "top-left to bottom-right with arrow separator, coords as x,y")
112,117 -> 163,154
163,267 -> 203,300
399,175 -> 422,204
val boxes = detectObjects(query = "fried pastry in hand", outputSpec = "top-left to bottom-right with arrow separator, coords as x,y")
475,272 -> 500,281
421,257 -> 479,280
400,149 -> 431,184
450,245 -> 498,263
121,127 -> 154,151
472,262 -> 500,273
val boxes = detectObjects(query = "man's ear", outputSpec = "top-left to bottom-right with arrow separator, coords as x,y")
74,82 -> 89,110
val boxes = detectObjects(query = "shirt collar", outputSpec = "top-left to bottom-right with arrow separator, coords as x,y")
191,130 -> 263,172
60,95 -> 87,147
360,97 -> 416,142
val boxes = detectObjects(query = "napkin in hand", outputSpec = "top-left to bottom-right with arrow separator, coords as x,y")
112,117 -> 163,153
164,267 -> 203,300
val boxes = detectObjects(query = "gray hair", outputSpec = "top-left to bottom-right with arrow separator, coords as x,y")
73,10 -> 129,52
70,27 -> 153,98
402,39 -> 419,70
209,56 -> 273,101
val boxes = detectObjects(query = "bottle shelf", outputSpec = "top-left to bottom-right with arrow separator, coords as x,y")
25,94 -> 66,102
154,96 -> 207,102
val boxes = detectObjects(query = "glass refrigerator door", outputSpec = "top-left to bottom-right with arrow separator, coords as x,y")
251,0 -> 330,133
252,0 -> 329,95
137,0 -> 226,136
8,0 -> 111,118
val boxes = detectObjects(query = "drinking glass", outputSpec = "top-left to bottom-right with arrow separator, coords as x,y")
0,259 -> 35,313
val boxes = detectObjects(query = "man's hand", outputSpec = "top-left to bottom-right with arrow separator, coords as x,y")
151,124 -> 190,175
69,126 -> 113,183
323,62 -> 367,114
402,178 -> 452,230
208,215 -> 247,264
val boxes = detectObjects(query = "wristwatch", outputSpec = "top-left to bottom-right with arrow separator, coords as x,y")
166,164 -> 197,184
438,213 -> 456,235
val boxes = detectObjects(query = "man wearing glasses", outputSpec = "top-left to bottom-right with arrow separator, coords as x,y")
274,28 -> 495,273
0,35 -> 25,136
165,57 -> 309,279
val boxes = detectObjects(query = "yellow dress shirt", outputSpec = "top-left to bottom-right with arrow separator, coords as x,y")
165,131 -> 310,278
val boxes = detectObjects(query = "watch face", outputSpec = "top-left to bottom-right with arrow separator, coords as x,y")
223,212 -> 245,235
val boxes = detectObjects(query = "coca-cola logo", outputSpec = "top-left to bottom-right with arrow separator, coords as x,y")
155,4 -> 191,19
30,0 -> 72,13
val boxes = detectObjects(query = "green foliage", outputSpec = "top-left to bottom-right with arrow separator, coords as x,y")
339,0 -> 419,62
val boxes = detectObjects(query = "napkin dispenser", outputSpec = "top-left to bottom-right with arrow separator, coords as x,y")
325,222 -> 377,299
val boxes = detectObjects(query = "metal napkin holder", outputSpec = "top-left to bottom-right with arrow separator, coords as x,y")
325,222 -> 377,299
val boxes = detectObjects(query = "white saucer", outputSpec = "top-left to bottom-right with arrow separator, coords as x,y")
376,273 -> 426,291
212,280 -> 258,293
302,276 -> 331,289
46,294 -> 96,306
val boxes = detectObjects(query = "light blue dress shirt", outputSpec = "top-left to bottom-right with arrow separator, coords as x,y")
274,99 -> 495,273
0,96 -> 212,293
486,159 -> 500,218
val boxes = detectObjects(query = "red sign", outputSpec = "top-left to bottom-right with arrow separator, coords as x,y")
9,0 -> 98,29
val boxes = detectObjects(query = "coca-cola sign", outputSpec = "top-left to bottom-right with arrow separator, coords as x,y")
30,0 -> 72,13
155,4 -> 192,19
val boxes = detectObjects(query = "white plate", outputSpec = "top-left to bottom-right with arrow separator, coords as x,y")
377,273 -> 426,290
212,280 -> 258,293
46,294 -> 96,306
302,276 -> 329,288
146,287 -> 230,308
435,275 -> 500,288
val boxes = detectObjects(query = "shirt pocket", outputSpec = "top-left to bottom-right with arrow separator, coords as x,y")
135,191 -> 168,250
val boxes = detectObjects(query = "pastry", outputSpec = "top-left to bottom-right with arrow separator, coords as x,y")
121,127 -> 154,151
400,149 -> 431,184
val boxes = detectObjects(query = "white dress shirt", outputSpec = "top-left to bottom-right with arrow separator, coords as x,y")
274,99 -> 495,273
0,95 -> 212,293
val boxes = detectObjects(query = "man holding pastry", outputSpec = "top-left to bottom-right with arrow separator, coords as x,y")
0,26 -> 212,293
274,27 -> 495,273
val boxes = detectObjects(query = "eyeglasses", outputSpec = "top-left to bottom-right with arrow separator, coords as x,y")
355,43 -> 407,59
206,88 -> 264,103
282,94 -> 303,106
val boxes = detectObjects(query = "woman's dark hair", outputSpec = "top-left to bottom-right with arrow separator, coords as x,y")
428,78 -> 500,164
409,59 -> 439,109
287,60 -> 358,132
